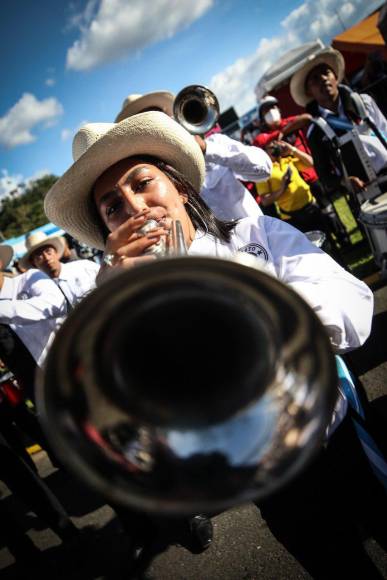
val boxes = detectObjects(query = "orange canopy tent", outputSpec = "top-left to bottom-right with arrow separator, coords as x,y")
332,9 -> 387,74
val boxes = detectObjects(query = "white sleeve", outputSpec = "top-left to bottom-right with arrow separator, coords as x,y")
205,133 -> 272,182
85,260 -> 101,276
0,276 -> 18,300
362,93 -> 387,135
265,217 -> 374,353
0,276 -> 66,325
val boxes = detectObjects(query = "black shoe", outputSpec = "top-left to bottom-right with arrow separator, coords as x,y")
189,514 -> 213,552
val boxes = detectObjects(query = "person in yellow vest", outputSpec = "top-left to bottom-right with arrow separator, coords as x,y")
256,140 -> 329,235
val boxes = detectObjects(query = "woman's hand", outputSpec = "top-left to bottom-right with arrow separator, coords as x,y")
97,209 -> 170,285
104,209 -> 169,262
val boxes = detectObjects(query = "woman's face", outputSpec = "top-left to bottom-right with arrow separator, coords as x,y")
93,157 -> 194,240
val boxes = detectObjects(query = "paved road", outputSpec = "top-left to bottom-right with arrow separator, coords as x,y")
1,283 -> 386,579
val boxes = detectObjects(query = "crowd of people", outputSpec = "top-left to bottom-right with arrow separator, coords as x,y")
0,47 -> 386,578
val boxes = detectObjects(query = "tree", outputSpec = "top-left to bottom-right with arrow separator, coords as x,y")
0,174 -> 58,239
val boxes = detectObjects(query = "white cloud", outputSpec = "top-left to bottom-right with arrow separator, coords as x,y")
45,78 -> 56,86
61,128 -> 73,141
210,0 -> 384,115
0,168 -> 50,200
66,0 -> 214,71
340,3 -> 355,18
0,93 -> 63,149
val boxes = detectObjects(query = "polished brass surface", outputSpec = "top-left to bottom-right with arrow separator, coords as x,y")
173,85 -> 220,134
38,256 -> 337,515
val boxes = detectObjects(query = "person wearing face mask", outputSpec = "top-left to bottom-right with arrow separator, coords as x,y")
254,96 -> 313,162
255,96 -> 348,245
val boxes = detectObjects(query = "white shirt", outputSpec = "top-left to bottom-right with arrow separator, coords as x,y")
0,260 -> 99,366
53,259 -> 100,308
202,133 -> 272,221
0,270 -> 66,366
189,216 -> 373,353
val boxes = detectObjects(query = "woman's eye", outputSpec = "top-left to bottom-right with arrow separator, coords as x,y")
106,199 -> 123,217
135,178 -> 152,192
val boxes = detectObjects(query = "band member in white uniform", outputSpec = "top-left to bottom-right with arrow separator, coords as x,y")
44,112 -> 385,577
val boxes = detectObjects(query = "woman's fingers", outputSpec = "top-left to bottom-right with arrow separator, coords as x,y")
105,213 -> 166,254
113,209 -> 150,238
105,227 -> 169,263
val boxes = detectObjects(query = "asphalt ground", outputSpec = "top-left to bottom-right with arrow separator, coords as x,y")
0,280 -> 386,580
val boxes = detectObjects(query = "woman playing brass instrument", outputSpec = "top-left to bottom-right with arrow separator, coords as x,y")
44,112 -> 386,577
45,112 -> 372,353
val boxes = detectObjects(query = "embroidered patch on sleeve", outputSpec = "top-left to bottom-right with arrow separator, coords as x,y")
238,243 -> 269,261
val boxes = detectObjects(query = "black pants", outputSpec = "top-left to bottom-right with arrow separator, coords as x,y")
285,202 -> 330,235
0,324 -> 37,401
0,428 -> 77,544
257,415 -> 387,579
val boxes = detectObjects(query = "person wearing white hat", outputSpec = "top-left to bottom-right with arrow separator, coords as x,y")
21,231 -> 99,310
44,111 -> 386,576
255,95 -> 313,153
45,110 -> 372,350
114,91 -> 272,221
290,47 -> 387,195
254,95 -> 336,222
114,91 -> 175,122
0,230 -> 97,373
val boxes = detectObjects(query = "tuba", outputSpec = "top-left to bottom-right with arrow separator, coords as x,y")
173,85 -> 220,134
37,230 -> 338,516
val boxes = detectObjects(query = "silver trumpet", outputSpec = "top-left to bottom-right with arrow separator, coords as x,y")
139,218 -> 187,257
37,235 -> 338,516
173,85 -> 220,134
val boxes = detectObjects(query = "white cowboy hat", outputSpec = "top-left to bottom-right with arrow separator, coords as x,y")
20,231 -> 65,270
290,48 -> 345,107
0,245 -> 14,270
115,91 -> 174,123
44,111 -> 205,250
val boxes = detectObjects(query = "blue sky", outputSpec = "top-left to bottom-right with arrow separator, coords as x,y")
0,0 -> 383,198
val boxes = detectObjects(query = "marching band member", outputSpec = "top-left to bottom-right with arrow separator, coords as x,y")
44,112 -> 385,577
45,112 -> 372,354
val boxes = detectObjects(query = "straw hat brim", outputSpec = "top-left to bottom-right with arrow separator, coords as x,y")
115,91 -> 174,123
0,245 -> 14,270
20,236 -> 65,270
44,111 -> 205,250
290,49 -> 345,107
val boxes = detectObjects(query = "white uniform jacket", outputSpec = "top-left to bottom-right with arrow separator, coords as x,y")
188,216 -> 373,353
54,259 -> 100,307
0,260 -> 99,365
0,270 -> 67,365
202,133 -> 272,221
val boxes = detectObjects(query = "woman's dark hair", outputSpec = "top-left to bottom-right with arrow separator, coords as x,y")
92,155 -> 237,244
